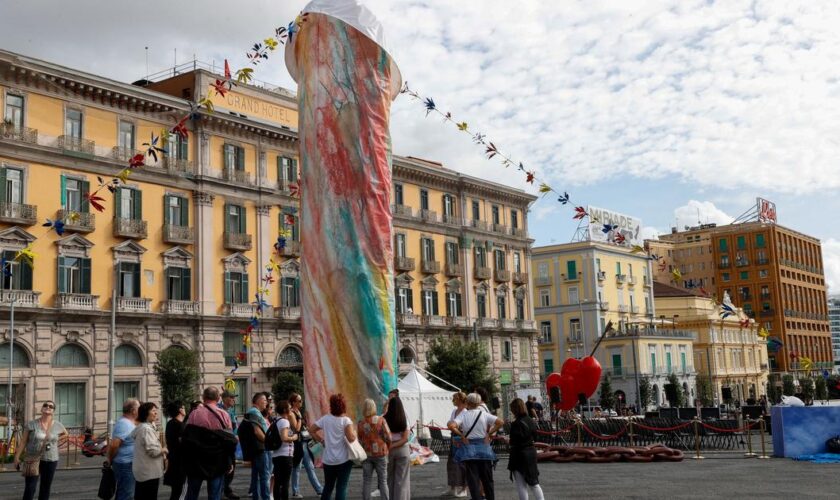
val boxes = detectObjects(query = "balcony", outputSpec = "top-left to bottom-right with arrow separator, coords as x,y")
422,315 -> 447,327
517,319 -> 536,330
394,256 -> 415,272
479,318 -> 497,328
274,306 -> 302,320
563,273 -> 580,282
536,276 -> 550,286
759,309 -> 776,317
615,274 -> 627,284
501,319 -> 518,330
165,157 -> 195,175
760,293 -> 771,300
597,271 -> 606,281
442,213 -> 460,226
421,259 -> 440,274
631,305 -> 640,314
718,261 -> 731,269
511,227 -> 527,238
0,202 -> 37,225
474,266 -> 491,280
113,217 -> 148,239
224,169 -> 254,186
445,262 -> 464,277
117,297 -> 151,313
57,135 -> 95,156
512,271 -> 528,285
283,241 -> 301,257
55,293 -> 99,311
223,303 -> 257,317
224,232 -> 252,251
112,146 -> 142,162
57,210 -> 95,233
0,290 -> 41,307
392,204 -> 413,218
420,209 -> 438,222
494,268 -> 511,282
446,316 -> 470,328
757,258 -> 769,265
618,304 -> 630,313
397,313 -> 421,326
628,275 -> 637,286
735,258 -> 750,267
1,125 -> 38,144
643,276 -> 651,287
470,219 -> 488,231
492,223 -> 509,234
740,294 -> 753,302
162,300 -> 199,315
599,301 -> 609,311
163,224 -> 195,245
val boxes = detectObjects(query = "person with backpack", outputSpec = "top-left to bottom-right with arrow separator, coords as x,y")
183,387 -> 236,500
268,401 -> 299,500
358,398 -> 392,500
239,393 -> 270,500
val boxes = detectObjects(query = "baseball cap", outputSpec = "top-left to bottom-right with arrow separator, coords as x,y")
222,390 -> 238,398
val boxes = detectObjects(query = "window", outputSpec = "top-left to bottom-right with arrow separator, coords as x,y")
167,266 -> 191,300
58,256 -> 91,294
502,340 -> 512,362
740,271 -> 749,280
396,287 -> 413,313
223,144 -> 245,171
55,382 -> 86,428
1,166 -> 23,205
399,347 -> 415,364
719,238 -> 728,251
494,249 -> 506,270
62,176 -> 89,212
722,272 -> 730,282
165,195 -> 188,226
650,351 -> 657,374
680,350 -> 687,372
616,262 -> 622,275
167,132 -> 189,160
118,121 -> 135,150
421,238 -> 435,261
539,290 -> 550,307
65,109 -> 83,139
566,260 -> 577,279
118,262 -> 140,298
497,294 -> 506,319
612,354 -> 622,376
230,379 -> 248,416
4,94 -> 24,129
442,194 -> 455,216
226,204 -> 246,234
114,344 -> 142,367
665,350 -> 672,373
420,189 -> 429,210
446,292 -> 462,317
513,252 -> 521,273
394,183 -> 403,205
538,262 -> 549,279
736,235 -> 746,250
53,344 -> 90,367
628,263 -> 634,278
472,200 -> 480,220
422,290 -> 439,316
278,156 -> 298,183
224,271 -> 249,304
477,294 -> 487,318
515,297 -> 524,320
756,234 -> 766,248
511,210 -> 519,229
0,383 -> 23,417
1,250 -> 32,291
569,318 -> 581,341
475,246 -> 487,268
520,338 -> 530,362
491,205 -> 500,225
0,343 -> 29,368
224,332 -> 246,366
568,287 -> 579,305
540,321 -> 552,342
116,187 -> 142,220
281,212 -> 299,241
596,258 -> 602,273
113,381 -> 139,421
281,277 -> 300,307
395,234 -> 407,258
543,358 -> 554,374
445,241 -> 459,265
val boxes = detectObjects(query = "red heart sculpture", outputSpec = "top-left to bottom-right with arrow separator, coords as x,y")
545,356 -> 603,411
579,356 -> 602,397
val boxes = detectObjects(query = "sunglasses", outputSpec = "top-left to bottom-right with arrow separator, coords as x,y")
43,404 -> 55,409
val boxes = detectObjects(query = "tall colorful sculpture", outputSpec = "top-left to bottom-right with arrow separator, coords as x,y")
286,0 -> 402,419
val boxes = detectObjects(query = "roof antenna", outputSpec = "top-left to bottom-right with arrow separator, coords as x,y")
173,48 -> 177,76
144,46 -> 149,81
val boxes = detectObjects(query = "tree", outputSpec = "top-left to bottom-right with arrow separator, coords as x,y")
766,381 -> 780,405
781,374 -> 796,397
815,376 -> 828,402
272,371 -> 304,403
666,373 -> 685,407
800,377 -> 815,403
638,376 -> 653,411
426,337 -> 495,397
828,375 -> 840,399
598,375 -> 615,410
154,348 -> 200,412
696,376 -> 714,407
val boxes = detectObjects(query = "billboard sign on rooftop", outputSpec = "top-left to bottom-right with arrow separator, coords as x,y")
587,206 -> 642,247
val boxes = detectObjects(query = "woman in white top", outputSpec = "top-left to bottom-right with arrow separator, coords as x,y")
310,394 -> 357,500
271,400 -> 299,500
448,393 -> 504,500
383,396 -> 410,500
131,402 -> 168,500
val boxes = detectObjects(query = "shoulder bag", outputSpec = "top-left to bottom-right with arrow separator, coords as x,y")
345,419 -> 367,465
21,423 -> 51,477
453,411 -> 496,464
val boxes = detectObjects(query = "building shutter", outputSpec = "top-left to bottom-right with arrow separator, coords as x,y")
239,206 -> 247,233
241,272 -> 249,303
293,277 -> 300,307
406,288 -> 413,312
446,293 -> 451,317
180,197 -> 189,226
179,137 -> 189,160
163,195 -> 171,225
432,291 -> 439,315
19,255 -> 33,290
224,272 -> 231,303
223,144 -> 233,170
182,267 -> 191,301
80,180 -> 90,213
114,188 -> 122,218
236,146 -> 245,171
0,167 -> 6,204
60,174 -> 66,208
80,258 -> 92,294
133,189 -> 142,220
567,260 -> 577,279
291,158 -> 298,181
57,257 -> 66,293
224,204 -> 233,233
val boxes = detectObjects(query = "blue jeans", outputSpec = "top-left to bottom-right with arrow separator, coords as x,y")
185,474 -> 224,500
112,461 -> 135,500
321,461 -> 352,500
292,443 -> 323,495
249,451 -> 271,500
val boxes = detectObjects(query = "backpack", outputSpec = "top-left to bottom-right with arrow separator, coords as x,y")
265,420 -> 283,451
237,418 -> 263,461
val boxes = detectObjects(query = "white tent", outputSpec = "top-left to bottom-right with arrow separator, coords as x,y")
398,368 -> 455,430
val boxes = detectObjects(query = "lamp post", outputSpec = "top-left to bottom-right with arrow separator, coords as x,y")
107,263 -> 118,438
5,295 -> 16,459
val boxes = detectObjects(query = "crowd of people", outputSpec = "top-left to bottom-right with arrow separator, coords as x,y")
11,386 -> 547,500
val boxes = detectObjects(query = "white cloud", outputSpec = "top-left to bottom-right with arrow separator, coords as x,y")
673,200 -> 734,230
640,226 -> 662,241
822,238 -> 840,294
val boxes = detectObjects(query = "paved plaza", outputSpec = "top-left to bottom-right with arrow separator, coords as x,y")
0,445 -> 838,499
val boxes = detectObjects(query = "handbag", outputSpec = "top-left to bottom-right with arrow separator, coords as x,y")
347,436 -> 367,465
97,461 -> 116,500
453,411 -> 497,464
21,424 -> 51,477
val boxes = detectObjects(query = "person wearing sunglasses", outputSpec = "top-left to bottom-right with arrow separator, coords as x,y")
14,400 -> 68,500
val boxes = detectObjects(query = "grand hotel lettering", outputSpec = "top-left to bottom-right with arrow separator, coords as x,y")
225,94 -> 293,123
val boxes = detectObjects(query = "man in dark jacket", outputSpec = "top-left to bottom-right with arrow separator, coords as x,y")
183,387 -> 236,500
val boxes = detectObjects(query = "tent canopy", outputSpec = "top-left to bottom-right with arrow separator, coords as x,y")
398,368 -> 455,429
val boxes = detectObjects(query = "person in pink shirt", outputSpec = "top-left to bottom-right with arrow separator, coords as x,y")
183,387 -> 235,500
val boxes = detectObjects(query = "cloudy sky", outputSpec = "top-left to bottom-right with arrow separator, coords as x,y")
3,0 -> 840,291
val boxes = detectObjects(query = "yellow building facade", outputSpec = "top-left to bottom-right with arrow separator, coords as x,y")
0,50 -> 538,429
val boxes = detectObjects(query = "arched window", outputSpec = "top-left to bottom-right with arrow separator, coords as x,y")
115,344 -> 142,367
277,345 -> 303,367
53,344 -> 90,367
399,347 -> 415,364
0,343 -> 30,368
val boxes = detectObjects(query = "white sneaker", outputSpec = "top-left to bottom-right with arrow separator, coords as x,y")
454,488 -> 468,498
372,490 -> 381,497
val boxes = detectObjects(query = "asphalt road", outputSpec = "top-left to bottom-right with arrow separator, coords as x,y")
0,446 -> 837,500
